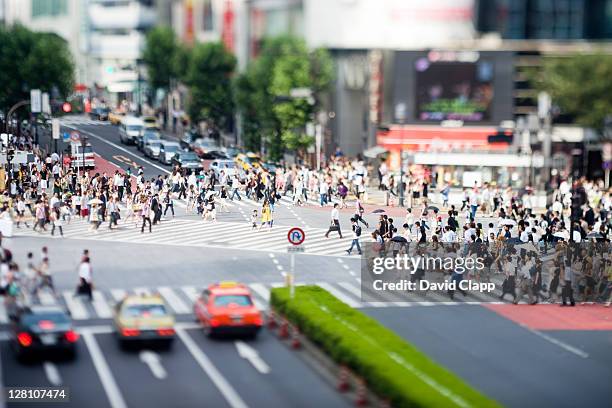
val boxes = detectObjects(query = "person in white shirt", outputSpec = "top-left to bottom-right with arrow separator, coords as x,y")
76,257 -> 93,301
514,254 -> 535,304
324,203 -> 342,239
405,209 -> 414,232
319,180 -> 329,206
441,226 -> 457,243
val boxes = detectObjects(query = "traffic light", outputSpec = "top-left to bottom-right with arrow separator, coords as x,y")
487,130 -> 513,144
62,102 -> 72,113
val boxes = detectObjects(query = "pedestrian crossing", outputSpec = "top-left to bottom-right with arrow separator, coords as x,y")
59,116 -> 111,126
0,279 -> 517,323
14,217 -> 355,257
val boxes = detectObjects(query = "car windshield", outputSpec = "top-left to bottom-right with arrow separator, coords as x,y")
196,139 -> 217,148
143,131 -> 160,139
164,144 -> 179,152
22,312 -> 70,327
181,152 -> 199,161
123,304 -> 168,317
213,295 -> 252,307
148,141 -> 161,147
127,125 -> 143,131
76,145 -> 93,154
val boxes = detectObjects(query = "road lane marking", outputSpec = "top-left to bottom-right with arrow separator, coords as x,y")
92,291 -> 113,319
139,350 -> 167,380
43,362 -> 62,386
175,328 -> 249,408
235,341 -> 270,374
62,291 -> 89,320
112,155 -> 139,169
316,282 -> 362,308
81,331 -> 128,408
520,324 -> 589,358
158,287 -> 190,314
248,284 -> 270,304
65,126 -> 170,174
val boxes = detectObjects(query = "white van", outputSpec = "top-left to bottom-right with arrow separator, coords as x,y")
119,116 -> 145,145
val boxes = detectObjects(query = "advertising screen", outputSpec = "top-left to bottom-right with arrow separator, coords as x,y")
415,59 -> 494,122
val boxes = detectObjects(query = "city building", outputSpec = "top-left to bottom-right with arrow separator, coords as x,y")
246,0 -> 612,184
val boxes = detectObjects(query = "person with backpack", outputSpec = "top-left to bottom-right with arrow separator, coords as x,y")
346,218 -> 363,255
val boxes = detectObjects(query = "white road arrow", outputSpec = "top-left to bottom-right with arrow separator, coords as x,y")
235,341 -> 270,374
43,362 -> 62,386
139,350 -> 167,380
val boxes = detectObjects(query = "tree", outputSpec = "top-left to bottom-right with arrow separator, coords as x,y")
533,54 -> 612,131
184,42 -> 236,132
234,36 -> 333,160
0,25 -> 74,111
142,26 -> 180,91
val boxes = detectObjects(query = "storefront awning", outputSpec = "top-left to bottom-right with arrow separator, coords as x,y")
377,124 -> 508,152
413,152 -> 544,168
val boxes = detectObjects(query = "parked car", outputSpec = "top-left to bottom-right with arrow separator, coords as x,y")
137,129 -> 161,151
143,139 -> 162,159
119,116 -> 145,145
89,107 -> 110,121
158,141 -> 181,164
171,151 -> 203,172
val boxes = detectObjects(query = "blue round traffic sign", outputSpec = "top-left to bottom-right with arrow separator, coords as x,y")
287,227 -> 305,246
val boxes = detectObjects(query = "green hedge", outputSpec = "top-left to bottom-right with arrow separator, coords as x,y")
271,285 -> 499,408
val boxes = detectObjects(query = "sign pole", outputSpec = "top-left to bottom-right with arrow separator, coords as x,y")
290,253 -> 295,299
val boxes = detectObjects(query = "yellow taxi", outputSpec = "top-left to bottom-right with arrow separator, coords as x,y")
142,116 -> 159,130
235,152 -> 262,171
109,110 -> 125,126
113,294 -> 175,348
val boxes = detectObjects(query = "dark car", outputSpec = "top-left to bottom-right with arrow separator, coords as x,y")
171,151 -> 203,172
10,305 -> 79,361
137,129 -> 161,151
89,107 -> 110,121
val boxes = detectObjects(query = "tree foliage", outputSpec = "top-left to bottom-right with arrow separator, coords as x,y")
235,36 -> 333,160
142,26 -> 180,91
533,54 -> 612,130
184,42 -> 236,132
0,25 -> 74,111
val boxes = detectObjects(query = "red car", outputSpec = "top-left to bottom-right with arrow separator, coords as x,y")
194,282 -> 263,338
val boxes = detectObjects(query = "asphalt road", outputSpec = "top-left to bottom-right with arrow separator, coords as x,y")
1,325 -> 350,408
364,306 -> 612,408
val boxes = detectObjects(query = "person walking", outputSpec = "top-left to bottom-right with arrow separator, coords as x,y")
163,192 -> 175,218
560,258 -> 576,306
50,207 -> 64,237
258,201 -> 272,231
345,218 -> 363,255
325,203 -> 343,239
151,194 -> 162,225
353,199 -> 369,228
514,254 -> 536,304
107,197 -> 120,230
75,256 -> 93,301
141,197 -> 153,233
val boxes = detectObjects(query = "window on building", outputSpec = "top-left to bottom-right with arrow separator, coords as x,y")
32,0 -> 68,18
203,0 -> 214,32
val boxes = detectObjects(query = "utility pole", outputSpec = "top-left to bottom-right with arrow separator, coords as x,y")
398,149 -> 404,207
538,92 -> 553,206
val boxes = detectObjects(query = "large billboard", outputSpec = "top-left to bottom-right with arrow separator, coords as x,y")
415,58 -> 494,121
387,50 -> 514,125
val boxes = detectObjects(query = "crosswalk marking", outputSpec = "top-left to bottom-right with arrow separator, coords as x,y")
0,279 -> 529,325
0,299 -> 8,323
316,282 -> 362,308
158,287 -> 190,314
248,283 -> 270,304
110,289 -> 127,303
92,291 -> 113,319
182,286 -> 200,303
62,291 -> 89,320
38,291 -> 58,306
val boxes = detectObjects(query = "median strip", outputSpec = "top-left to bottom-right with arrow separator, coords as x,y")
270,285 -> 500,408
